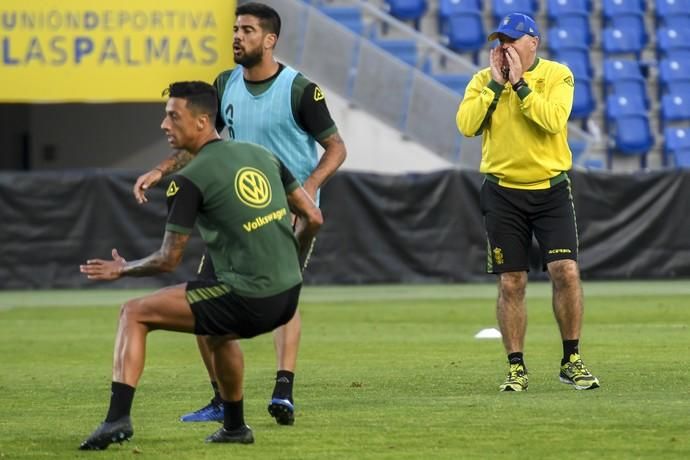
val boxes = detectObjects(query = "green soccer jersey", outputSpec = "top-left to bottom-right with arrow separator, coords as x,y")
165,139 -> 302,297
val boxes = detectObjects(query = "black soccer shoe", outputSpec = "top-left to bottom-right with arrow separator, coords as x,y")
78,416 -> 133,450
205,425 -> 254,444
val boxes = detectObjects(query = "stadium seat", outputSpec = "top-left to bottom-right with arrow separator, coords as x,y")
571,77 -> 596,120
384,0 -> 428,29
609,13 -> 648,46
546,0 -> 591,22
666,82 -> 690,99
431,73 -> 472,94
438,0 -> 482,30
552,49 -> 593,79
610,79 -> 649,109
656,27 -> 690,58
662,16 -> 690,31
602,26 -> 645,59
672,147 -> 690,168
606,93 -> 647,119
661,93 -> 690,130
607,113 -> 654,168
664,126 -> 690,166
319,6 -> 364,35
442,11 -> 485,63
492,0 -> 538,24
603,58 -> 645,86
569,138 -> 587,164
658,57 -> 690,94
372,38 -> 418,67
552,13 -> 594,45
602,0 -> 644,22
655,0 -> 690,26
546,27 -> 589,54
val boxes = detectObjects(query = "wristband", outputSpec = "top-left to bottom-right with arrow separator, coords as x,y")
153,167 -> 165,174
512,78 -> 528,92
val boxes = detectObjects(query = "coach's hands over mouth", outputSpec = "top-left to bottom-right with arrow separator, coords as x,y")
80,249 -> 126,281
133,169 -> 164,204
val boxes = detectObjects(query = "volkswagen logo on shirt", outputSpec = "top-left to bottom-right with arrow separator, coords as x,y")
235,167 -> 272,208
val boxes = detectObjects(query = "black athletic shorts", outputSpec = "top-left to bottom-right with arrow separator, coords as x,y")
480,173 -> 579,274
185,280 -> 301,338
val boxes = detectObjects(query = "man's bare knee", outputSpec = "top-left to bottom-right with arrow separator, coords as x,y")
548,260 -> 580,289
119,297 -> 155,326
499,272 -> 527,299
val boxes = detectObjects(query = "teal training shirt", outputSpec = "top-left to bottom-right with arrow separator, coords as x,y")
165,139 -> 302,297
220,65 -> 318,185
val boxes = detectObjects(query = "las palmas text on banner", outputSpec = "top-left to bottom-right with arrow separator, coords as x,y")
1,0 -> 236,102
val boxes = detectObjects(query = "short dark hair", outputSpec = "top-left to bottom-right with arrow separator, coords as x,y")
236,2 -> 281,37
163,81 -> 217,120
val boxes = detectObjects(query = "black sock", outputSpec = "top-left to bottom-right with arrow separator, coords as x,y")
222,398 -> 244,431
105,382 -> 135,422
210,381 -> 221,405
508,352 -> 524,366
272,370 -> 294,402
562,340 -> 580,365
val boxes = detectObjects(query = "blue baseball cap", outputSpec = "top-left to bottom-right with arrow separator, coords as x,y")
488,13 -> 540,41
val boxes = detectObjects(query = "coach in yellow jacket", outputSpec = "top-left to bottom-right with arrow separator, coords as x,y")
456,13 -> 600,393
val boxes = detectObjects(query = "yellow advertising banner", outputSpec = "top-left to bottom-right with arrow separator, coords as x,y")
1,0 -> 236,102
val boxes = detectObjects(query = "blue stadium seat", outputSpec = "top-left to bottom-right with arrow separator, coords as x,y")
569,138 -> 588,164
610,79 -> 649,109
546,0 -> 590,22
672,147 -> 690,167
492,0 -> 538,24
609,13 -> 648,46
655,0 -> 690,25
662,16 -> 690,31
602,26 -> 645,59
372,38 -> 418,67
605,95 -> 654,167
657,27 -> 690,58
553,13 -> 594,45
552,49 -> 593,79
603,58 -> 645,86
319,6 -> 364,35
571,77 -> 596,120
606,94 -> 647,118
442,11 -> 486,63
431,73 -> 472,94
602,0 -> 644,22
666,82 -> 690,99
610,115 -> 654,157
659,57 -> 690,92
546,27 -> 589,54
661,93 -> 690,130
384,0 -> 428,29
438,0 -> 482,29
664,126 -> 690,166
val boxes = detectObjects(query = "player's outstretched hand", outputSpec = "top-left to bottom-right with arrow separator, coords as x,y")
80,249 -> 126,281
133,169 -> 163,204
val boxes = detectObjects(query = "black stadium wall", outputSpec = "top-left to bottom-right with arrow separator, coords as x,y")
1,169 -> 689,289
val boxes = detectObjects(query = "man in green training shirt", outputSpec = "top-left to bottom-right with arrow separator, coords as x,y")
78,81 -> 322,450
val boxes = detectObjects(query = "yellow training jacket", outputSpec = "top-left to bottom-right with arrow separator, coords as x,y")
456,57 -> 574,190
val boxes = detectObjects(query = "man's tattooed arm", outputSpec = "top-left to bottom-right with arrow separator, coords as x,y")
155,150 -> 197,176
122,232 -> 191,277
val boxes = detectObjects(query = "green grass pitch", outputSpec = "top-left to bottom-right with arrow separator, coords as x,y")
1,281 -> 689,459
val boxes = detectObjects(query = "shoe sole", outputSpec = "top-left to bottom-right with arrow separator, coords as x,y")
499,384 -> 527,392
267,402 -> 295,425
559,375 -> 600,390
180,415 -> 224,423
79,430 -> 133,450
